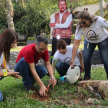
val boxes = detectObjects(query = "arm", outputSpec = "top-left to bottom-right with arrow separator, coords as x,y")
55,14 -> 72,28
28,63 -> 47,96
78,51 -> 84,70
49,14 -> 56,27
49,14 -> 72,28
45,61 -> 56,87
0,71 -> 20,78
70,39 -> 81,66
0,61 -> 21,78
1,62 -> 10,72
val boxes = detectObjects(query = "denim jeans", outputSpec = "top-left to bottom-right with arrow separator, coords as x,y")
55,62 -> 70,76
84,38 -> 108,78
0,90 -> 3,102
14,57 -> 47,87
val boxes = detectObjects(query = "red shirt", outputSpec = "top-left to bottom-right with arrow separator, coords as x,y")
16,43 -> 49,64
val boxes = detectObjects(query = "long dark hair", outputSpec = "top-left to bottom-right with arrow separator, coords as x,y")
76,10 -> 98,34
0,29 -> 18,62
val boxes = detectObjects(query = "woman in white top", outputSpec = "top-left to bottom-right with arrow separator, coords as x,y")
52,39 -> 84,77
0,29 -> 20,102
70,10 -> 108,80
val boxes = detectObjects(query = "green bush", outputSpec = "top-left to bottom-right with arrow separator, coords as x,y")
71,34 -> 85,42
45,34 -> 50,38
27,37 -> 35,41
71,34 -> 75,42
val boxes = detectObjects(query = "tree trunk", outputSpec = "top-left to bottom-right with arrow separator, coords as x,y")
6,0 -> 15,30
99,0 -> 104,18
17,0 -> 25,8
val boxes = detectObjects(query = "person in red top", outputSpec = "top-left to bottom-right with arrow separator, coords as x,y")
14,35 -> 56,96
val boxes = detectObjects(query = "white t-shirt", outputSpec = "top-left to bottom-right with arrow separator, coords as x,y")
75,16 -> 108,43
0,53 -> 3,71
52,46 -> 80,65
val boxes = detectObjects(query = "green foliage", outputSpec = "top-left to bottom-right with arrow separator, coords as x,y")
27,37 -> 35,41
13,4 -> 50,37
71,34 -> 85,42
71,34 -> 75,42
77,0 -> 99,6
95,8 -> 108,21
0,1 -> 7,34
12,0 -> 60,37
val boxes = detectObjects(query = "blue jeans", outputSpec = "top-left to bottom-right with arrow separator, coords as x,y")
0,90 -> 3,102
84,38 -> 108,78
14,57 -> 47,87
55,62 -> 70,76
55,62 -> 81,77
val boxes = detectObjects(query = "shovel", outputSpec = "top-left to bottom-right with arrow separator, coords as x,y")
47,83 -> 52,91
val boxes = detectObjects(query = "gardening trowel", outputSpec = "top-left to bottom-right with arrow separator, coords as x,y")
47,83 -> 52,91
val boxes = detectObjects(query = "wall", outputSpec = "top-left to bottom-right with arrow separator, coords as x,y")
8,50 -> 103,70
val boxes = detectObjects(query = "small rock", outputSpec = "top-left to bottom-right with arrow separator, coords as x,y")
85,98 -> 94,104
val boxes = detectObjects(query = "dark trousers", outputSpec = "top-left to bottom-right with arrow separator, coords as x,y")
50,37 -> 71,64
84,38 -> 108,78
55,62 -> 81,76
14,57 -> 47,87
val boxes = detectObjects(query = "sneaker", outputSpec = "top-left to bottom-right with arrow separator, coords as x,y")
83,75 -> 91,80
25,86 -> 36,91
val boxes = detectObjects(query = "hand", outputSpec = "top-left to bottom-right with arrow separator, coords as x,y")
70,59 -> 74,66
10,72 -> 21,79
49,23 -> 55,27
49,77 -> 57,87
39,85 -> 47,97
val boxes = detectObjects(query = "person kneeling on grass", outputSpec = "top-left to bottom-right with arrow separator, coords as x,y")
14,35 -> 57,97
52,39 -> 84,81
0,29 -> 21,102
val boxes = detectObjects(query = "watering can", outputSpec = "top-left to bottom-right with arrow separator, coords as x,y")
60,65 -> 80,84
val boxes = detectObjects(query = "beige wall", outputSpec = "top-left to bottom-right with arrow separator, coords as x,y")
73,2 -> 107,15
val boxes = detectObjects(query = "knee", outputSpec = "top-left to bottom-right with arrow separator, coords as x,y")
14,57 -> 29,70
41,67 -> 47,75
55,62 -> 61,69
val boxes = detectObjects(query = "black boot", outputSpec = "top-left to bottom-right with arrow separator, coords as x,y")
83,75 -> 91,80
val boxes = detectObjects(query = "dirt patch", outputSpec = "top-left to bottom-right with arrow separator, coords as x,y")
28,91 -> 50,102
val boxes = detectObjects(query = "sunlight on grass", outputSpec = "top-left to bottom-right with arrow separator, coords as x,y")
10,46 -> 24,51
10,43 -> 98,52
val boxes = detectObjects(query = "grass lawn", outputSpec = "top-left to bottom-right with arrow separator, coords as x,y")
10,43 -> 98,52
0,67 -> 108,107
2,43 -> 103,107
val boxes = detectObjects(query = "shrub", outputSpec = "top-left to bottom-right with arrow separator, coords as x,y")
71,34 -> 75,42
71,34 -> 85,43
27,37 -> 35,41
